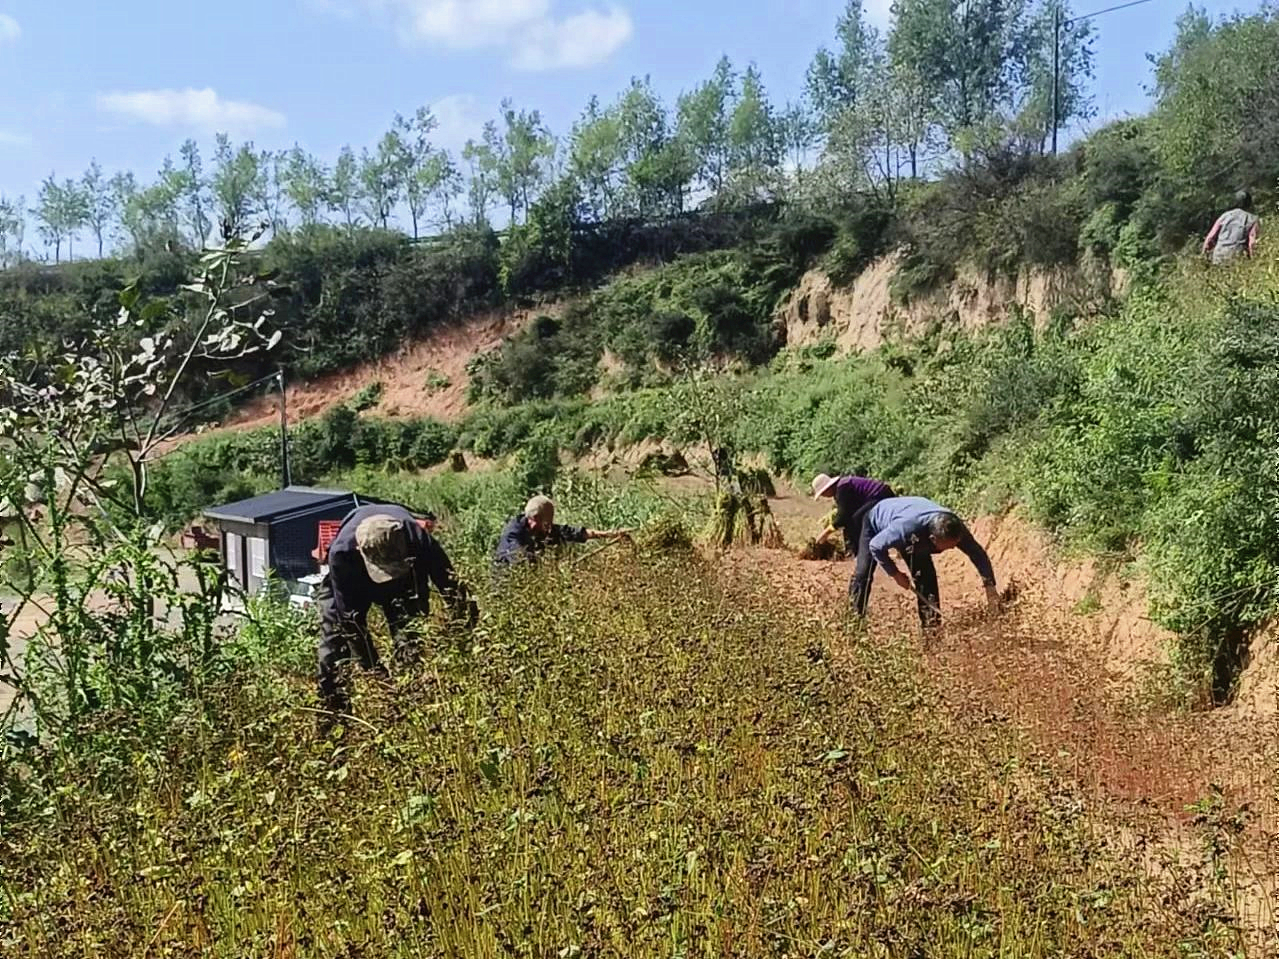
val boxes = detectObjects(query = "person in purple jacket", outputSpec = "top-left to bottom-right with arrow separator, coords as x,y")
811,471 -> 897,556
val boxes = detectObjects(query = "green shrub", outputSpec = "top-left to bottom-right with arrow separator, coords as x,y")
890,251 -> 956,305
512,430 -> 561,498
822,202 -> 893,286
350,381 -> 384,412
147,410 -> 458,526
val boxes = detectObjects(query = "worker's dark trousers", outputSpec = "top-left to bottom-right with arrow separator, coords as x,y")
849,530 -> 942,630
841,490 -> 895,556
315,578 -> 427,713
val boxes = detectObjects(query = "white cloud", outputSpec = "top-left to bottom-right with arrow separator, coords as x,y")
95,87 -> 286,135
0,14 -> 19,45
511,7 -> 633,70
394,0 -> 549,48
430,94 -> 485,151
0,129 -> 30,146
359,0 -> 632,70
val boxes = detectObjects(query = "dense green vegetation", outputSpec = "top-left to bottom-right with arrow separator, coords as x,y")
1,553 -> 1245,956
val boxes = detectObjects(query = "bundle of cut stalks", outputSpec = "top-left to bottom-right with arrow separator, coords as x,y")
706,491 -> 740,549
705,492 -> 785,549
638,514 -> 695,553
736,467 -> 777,497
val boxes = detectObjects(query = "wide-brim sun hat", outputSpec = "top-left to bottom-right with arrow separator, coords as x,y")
811,474 -> 840,500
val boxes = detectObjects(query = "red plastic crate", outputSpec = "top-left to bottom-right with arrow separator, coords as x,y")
313,520 -> 343,564
312,516 -> 435,566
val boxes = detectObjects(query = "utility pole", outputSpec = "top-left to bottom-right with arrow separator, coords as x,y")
1051,5 -> 1061,154
277,369 -> 292,489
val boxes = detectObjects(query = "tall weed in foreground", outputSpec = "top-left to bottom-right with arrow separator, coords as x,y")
0,238 -> 285,741
0,554 -> 1244,956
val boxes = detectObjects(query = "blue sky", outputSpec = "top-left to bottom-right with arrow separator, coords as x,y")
0,0 -> 1264,206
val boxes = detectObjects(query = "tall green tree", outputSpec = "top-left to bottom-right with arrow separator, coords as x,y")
109,171 -> 144,253
569,95 -> 624,220
330,146 -> 360,231
256,149 -> 289,236
359,131 -> 409,231
211,134 -> 263,239
393,107 -> 440,239
890,0 -> 1027,146
283,146 -> 330,228
80,160 -> 116,258
1010,0 -> 1094,151
33,175 -> 83,263
807,0 -> 877,128
61,178 -> 89,260
780,98 -> 820,178
151,157 -> 187,244
807,1 -> 904,196
616,77 -> 688,217
677,56 -> 737,199
494,100 -> 555,224
421,149 -> 463,229
0,194 -> 24,265
885,59 -> 939,178
727,64 -> 781,201
462,131 -> 499,227
1150,6 -> 1277,190
178,139 -> 210,246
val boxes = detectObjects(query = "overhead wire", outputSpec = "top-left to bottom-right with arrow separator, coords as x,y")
152,370 -> 283,439
1065,0 -> 1160,24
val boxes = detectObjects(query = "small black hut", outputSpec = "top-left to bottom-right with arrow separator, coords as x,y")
202,486 -> 372,597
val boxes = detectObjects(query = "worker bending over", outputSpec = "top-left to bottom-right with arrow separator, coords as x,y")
811,471 -> 896,555
850,496 -> 997,630
494,495 -> 630,569
317,503 -> 474,719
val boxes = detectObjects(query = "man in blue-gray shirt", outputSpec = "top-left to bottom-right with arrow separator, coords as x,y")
850,496 -> 998,629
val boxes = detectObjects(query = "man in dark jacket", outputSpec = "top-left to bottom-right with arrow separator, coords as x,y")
849,496 -> 998,630
493,495 -> 630,569
812,472 -> 897,555
317,503 -> 474,717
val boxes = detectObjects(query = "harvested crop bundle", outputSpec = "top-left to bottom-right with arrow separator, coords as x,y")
798,539 -> 843,561
706,491 -> 739,550
638,514 -> 694,553
736,466 -> 776,498
707,492 -> 784,549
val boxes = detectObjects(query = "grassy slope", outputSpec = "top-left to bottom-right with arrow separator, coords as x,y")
1,555 -> 1241,956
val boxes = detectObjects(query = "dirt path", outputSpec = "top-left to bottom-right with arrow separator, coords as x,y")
730,486 -> 1279,935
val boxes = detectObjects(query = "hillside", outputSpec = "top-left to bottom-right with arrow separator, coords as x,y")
9,2 -> 1279,954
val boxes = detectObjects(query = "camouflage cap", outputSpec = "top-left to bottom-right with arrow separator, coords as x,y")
355,514 -> 412,584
